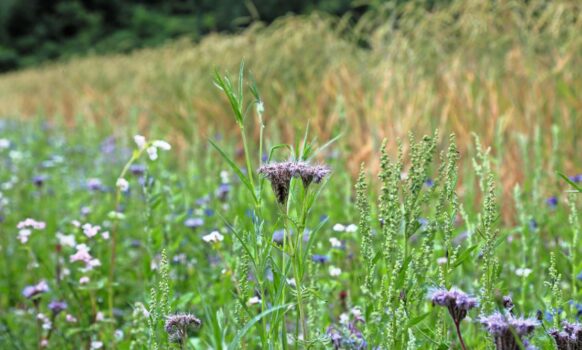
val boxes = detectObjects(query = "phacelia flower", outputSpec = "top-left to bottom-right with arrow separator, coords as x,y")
480,312 -> 539,350
164,313 -> 201,344
258,161 -> 330,205
549,321 -> 582,350
429,287 -> 478,324
184,217 -> 203,229
22,280 -> 49,299
546,196 -> 558,209
48,300 -> 68,315
312,254 -> 330,264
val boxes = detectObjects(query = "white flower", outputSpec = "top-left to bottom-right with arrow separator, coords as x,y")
17,229 -> 32,244
56,232 -> 76,247
202,231 -> 224,244
65,314 -> 77,323
90,341 -> 103,350
286,278 -> 296,287
134,135 -> 147,150
114,329 -> 124,340
333,224 -> 346,232
515,267 -> 532,277
256,101 -> 264,115
220,170 -> 230,184
101,231 -> 110,240
248,296 -> 261,305
329,266 -> 342,277
339,313 -> 349,324
146,146 -> 158,161
0,138 -> 10,149
329,237 -> 342,248
116,178 -> 129,192
152,140 -> 171,151
79,276 -> 90,284
95,311 -> 104,322
437,257 -> 448,265
82,223 -> 100,238
345,224 -> 358,233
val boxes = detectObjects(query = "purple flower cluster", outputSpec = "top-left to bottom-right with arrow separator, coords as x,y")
22,280 -> 49,299
480,312 -> 539,350
258,161 -> 330,205
429,287 -> 478,324
549,321 -> 582,350
164,313 -> 201,343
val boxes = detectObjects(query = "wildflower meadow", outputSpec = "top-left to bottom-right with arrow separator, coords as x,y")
0,1 -> 581,350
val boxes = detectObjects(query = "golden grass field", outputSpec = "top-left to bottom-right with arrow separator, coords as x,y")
0,0 -> 580,190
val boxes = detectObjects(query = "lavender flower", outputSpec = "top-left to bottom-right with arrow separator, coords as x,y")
429,287 -> 478,350
48,300 -> 68,315
164,313 -> 201,344
429,287 -> 478,323
129,164 -> 146,177
312,254 -> 330,264
258,161 -> 330,205
549,321 -> 582,350
480,312 -> 539,350
22,280 -> 50,299
184,217 -> 204,229
546,196 -> 558,209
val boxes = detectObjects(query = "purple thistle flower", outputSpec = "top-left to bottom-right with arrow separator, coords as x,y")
48,300 -> 67,315
480,312 -> 539,350
33,175 -> 47,188
129,164 -> 146,177
312,255 -> 330,264
184,218 -> 203,229
258,161 -> 330,205
546,196 -> 558,209
549,321 -> 582,350
429,287 -> 478,350
429,287 -> 478,323
22,280 -> 49,299
164,313 -> 201,344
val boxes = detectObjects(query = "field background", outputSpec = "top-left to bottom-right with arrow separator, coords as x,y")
1,1 -> 580,183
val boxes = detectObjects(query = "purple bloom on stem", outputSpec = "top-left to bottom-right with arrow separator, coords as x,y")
546,196 -> 558,209
549,321 -> 582,350
429,287 -> 478,350
184,218 -> 203,229
48,300 -> 67,315
312,255 -> 330,264
22,280 -> 49,299
480,312 -> 539,350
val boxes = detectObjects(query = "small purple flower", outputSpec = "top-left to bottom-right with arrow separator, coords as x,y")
86,178 -> 104,192
33,175 -> 47,188
424,178 -> 434,187
215,183 -> 230,201
577,271 -> 582,281
429,287 -> 478,324
546,196 -> 558,209
569,174 -> 582,183
418,218 -> 429,231
528,219 -> 538,231
480,312 -> 539,350
22,280 -> 49,299
129,164 -> 146,177
164,313 -> 201,343
549,321 -> 582,350
272,229 -> 285,245
48,300 -> 67,315
312,255 -> 330,264
184,218 -> 203,229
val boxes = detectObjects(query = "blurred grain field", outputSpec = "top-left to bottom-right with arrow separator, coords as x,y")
0,0 -> 580,182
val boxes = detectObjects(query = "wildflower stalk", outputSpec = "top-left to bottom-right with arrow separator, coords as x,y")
568,194 -> 579,297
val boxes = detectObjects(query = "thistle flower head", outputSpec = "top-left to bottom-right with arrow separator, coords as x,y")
258,162 -> 295,205
164,313 -> 201,343
258,161 -> 330,205
480,312 -> 539,350
48,300 -> 68,315
428,287 -> 478,324
549,321 -> 582,350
